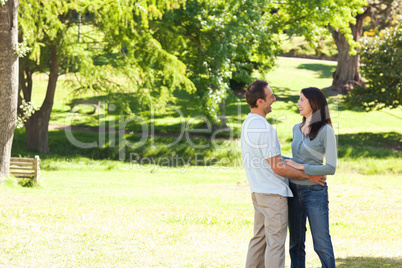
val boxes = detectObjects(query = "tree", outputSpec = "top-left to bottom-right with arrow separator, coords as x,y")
161,0 -> 372,125
155,0 -> 282,127
18,1 -> 76,153
0,0 -> 19,180
328,0 -> 401,93
345,22 -> 402,110
18,0 -> 194,153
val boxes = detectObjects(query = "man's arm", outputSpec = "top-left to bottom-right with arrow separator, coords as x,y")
266,155 -> 326,186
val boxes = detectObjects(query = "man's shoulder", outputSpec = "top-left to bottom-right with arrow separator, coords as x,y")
243,114 -> 271,128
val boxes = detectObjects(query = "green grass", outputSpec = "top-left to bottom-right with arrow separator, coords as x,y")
6,57 -> 402,267
1,164 -> 401,267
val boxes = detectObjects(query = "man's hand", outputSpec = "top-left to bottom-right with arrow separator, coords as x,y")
306,175 -> 326,186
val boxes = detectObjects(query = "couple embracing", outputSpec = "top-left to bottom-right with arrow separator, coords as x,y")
241,80 -> 337,268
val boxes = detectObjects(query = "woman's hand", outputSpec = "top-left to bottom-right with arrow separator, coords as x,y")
284,159 -> 304,171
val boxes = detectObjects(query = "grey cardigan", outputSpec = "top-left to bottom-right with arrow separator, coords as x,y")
289,123 -> 337,185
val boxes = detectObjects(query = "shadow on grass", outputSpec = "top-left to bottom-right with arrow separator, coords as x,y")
336,256 -> 402,267
269,86 -> 300,114
12,128 -> 241,169
60,90 -> 283,137
67,90 -> 212,120
65,87 -> 299,134
12,128 -> 401,172
338,132 -> 402,158
329,95 -> 370,113
297,63 -> 336,79
67,93 -> 143,115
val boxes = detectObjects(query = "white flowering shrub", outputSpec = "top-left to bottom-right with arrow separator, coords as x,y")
16,101 -> 38,128
14,38 -> 32,58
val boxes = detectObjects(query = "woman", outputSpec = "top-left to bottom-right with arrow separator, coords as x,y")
284,87 -> 337,268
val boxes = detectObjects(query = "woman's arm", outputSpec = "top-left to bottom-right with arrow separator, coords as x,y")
304,126 -> 337,176
284,159 -> 304,170
267,155 -> 326,186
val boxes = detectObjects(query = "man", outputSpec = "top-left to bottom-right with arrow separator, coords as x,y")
241,80 -> 326,268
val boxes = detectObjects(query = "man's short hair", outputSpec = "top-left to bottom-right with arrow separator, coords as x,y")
246,80 -> 268,108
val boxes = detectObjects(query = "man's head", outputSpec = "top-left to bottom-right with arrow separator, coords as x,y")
246,80 -> 276,116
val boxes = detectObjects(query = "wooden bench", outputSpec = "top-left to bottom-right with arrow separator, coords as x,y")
70,100 -> 101,114
10,155 -> 41,186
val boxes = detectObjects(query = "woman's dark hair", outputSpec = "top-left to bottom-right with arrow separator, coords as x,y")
246,80 -> 268,108
301,87 -> 332,140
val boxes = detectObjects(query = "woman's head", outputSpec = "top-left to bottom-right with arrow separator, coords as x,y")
299,87 -> 332,139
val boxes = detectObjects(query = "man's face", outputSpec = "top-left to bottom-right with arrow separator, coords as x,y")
261,86 -> 276,115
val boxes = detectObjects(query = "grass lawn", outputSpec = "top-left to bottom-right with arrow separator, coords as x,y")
1,163 -> 401,267
4,57 -> 402,267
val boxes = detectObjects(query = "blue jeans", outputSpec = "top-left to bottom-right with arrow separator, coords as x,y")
288,182 -> 335,268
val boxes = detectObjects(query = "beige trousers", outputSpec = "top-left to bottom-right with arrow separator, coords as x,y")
245,193 -> 288,268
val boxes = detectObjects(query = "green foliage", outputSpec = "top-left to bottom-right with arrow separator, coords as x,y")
152,0 -> 367,124
17,0 -> 369,124
345,22 -> 402,110
155,0 -> 281,124
275,0 -> 367,54
87,0 -> 196,105
12,58 -> 402,178
18,0 -> 195,110
17,177 -> 35,187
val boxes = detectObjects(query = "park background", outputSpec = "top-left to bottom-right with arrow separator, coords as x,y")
0,0 -> 401,267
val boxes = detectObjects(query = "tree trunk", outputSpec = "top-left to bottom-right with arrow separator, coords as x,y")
0,0 -> 19,180
211,100 -> 230,131
219,100 -> 228,129
25,41 -> 59,153
18,51 -> 33,115
328,8 -> 371,94
19,51 -> 33,102
330,24 -> 363,94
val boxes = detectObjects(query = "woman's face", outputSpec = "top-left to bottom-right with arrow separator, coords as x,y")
297,93 -> 313,118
